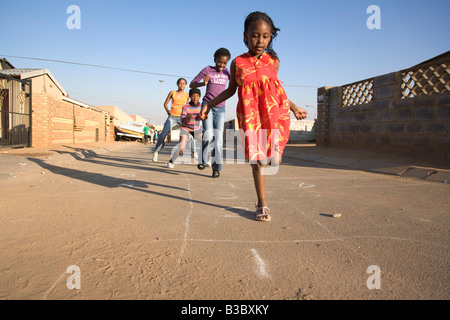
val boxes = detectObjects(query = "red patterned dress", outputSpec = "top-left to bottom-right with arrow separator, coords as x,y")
235,52 -> 291,161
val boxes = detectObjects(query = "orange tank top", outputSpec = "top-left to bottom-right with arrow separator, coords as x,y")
170,91 -> 189,117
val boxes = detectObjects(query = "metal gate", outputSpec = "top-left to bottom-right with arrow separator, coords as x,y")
0,72 -> 32,148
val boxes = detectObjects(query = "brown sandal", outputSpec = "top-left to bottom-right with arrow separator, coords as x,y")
255,206 -> 271,222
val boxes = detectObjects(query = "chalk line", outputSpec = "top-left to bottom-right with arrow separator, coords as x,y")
251,249 -> 269,278
178,175 -> 193,266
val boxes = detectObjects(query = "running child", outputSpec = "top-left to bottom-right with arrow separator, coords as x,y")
153,78 -> 189,162
167,88 -> 203,168
199,11 -> 308,222
190,48 -> 231,178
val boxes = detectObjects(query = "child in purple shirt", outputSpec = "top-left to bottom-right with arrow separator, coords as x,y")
190,48 -> 231,178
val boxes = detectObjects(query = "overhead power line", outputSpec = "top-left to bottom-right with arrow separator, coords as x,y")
284,84 -> 317,88
1,54 -> 189,79
1,54 -> 318,88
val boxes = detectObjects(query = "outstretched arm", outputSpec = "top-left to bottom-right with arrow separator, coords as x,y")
289,101 -> 308,120
200,59 -> 238,120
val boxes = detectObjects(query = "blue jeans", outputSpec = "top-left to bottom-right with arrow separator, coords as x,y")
201,104 -> 225,171
154,115 -> 182,152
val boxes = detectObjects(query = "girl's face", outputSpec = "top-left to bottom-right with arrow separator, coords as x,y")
215,55 -> 230,72
177,80 -> 187,91
244,19 -> 272,57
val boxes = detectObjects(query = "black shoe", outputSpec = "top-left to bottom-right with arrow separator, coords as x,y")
212,169 -> 220,178
197,164 -> 205,170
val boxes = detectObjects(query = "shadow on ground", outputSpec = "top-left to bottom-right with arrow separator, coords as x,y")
27,147 -> 257,221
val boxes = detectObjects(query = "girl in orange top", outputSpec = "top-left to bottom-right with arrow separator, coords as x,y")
153,78 -> 189,162
200,12 -> 308,222
165,80 -> 189,117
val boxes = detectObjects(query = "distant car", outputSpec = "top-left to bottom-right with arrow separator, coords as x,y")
116,121 -> 145,141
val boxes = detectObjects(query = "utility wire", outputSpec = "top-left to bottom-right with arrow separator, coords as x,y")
1,54 -> 189,79
1,54 -> 318,88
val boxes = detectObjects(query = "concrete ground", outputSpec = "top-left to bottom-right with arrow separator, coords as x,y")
0,141 -> 448,300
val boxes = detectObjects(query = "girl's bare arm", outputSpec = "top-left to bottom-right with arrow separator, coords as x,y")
163,91 -> 173,115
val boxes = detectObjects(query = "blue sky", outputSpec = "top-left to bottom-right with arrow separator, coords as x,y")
1,0 -> 449,123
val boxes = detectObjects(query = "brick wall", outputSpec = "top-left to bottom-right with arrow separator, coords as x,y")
317,60 -> 450,158
31,93 -> 109,147
31,93 -> 51,148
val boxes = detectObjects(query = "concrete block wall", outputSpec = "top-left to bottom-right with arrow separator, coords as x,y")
316,86 -> 332,146
289,119 -> 316,142
317,69 -> 450,158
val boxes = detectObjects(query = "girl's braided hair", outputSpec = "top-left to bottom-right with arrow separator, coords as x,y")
243,11 -> 280,60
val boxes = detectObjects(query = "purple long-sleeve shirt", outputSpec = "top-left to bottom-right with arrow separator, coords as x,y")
192,66 -> 230,108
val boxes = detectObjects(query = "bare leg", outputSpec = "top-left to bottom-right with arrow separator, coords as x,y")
251,162 -> 271,221
178,135 -> 188,156
170,135 -> 188,163
251,162 -> 267,208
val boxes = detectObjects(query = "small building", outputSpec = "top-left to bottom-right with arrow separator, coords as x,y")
95,105 -> 133,127
0,58 -> 15,70
1,60 -> 32,147
129,114 -> 146,123
0,60 -> 113,148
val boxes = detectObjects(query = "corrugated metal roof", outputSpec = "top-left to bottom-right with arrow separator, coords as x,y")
0,68 -> 42,76
0,68 -> 67,95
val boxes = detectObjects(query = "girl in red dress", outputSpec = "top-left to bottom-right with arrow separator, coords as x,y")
200,11 -> 307,222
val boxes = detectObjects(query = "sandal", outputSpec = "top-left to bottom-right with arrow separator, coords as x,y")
255,206 -> 271,222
